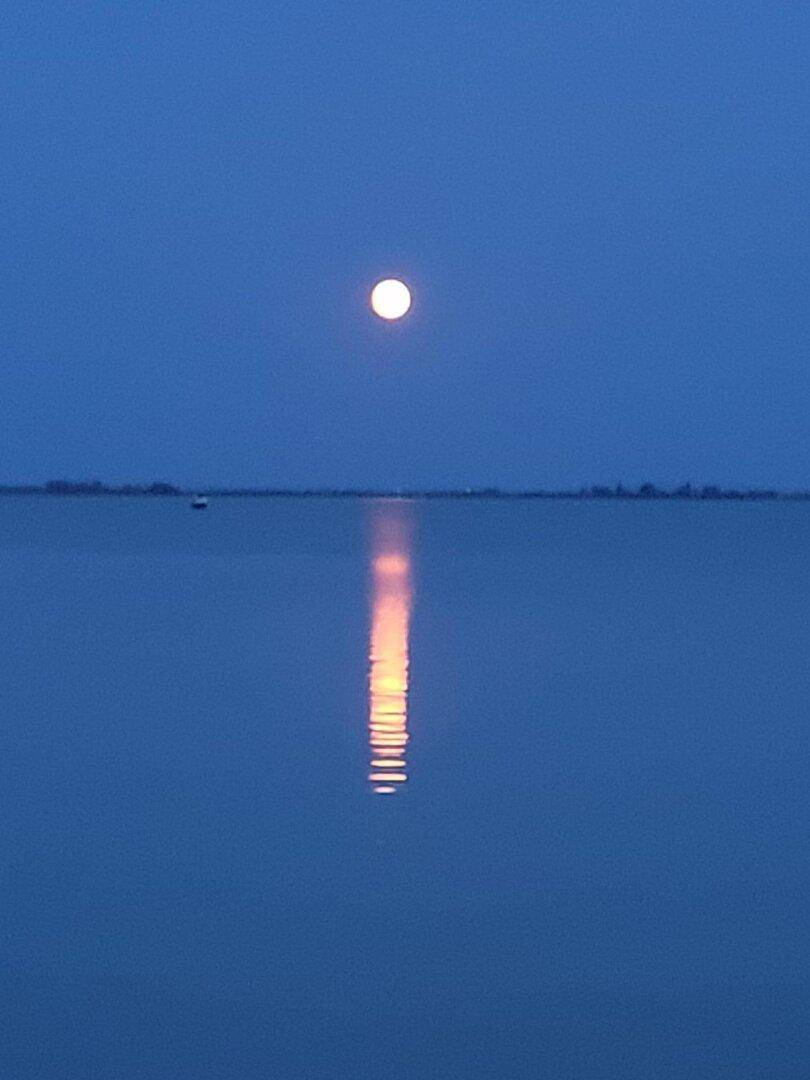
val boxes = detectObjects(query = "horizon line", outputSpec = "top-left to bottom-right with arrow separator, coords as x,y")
2,481 -> 810,501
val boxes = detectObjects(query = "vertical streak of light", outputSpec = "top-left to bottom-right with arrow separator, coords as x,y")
368,506 -> 413,794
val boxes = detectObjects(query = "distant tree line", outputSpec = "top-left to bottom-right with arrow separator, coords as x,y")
0,480 -> 183,495
0,480 -> 807,499
568,482 -> 784,500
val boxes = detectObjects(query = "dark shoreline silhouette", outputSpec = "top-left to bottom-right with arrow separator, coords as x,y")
0,480 -> 808,500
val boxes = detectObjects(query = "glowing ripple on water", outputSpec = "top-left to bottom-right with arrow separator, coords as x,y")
367,507 -> 413,795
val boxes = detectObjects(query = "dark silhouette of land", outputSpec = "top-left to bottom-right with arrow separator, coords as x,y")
0,480 -> 808,500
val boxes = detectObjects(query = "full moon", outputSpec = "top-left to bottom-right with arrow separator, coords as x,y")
370,278 -> 412,320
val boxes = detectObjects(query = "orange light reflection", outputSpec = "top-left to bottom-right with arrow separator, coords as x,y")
368,506 -> 413,795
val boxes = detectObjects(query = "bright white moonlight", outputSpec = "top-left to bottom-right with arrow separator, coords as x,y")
370,278 -> 412,320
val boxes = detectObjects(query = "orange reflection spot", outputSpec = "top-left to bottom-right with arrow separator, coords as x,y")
373,554 -> 409,576
368,509 -> 412,795
374,786 -> 397,794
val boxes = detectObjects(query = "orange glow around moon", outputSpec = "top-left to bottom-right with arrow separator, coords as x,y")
370,279 -> 412,320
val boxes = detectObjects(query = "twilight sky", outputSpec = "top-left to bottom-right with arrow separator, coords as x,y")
3,3 -> 809,489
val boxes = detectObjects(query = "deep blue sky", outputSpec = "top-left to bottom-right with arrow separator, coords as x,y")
3,3 -> 809,489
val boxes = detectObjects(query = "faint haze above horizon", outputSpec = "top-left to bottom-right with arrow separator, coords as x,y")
3,4 -> 809,489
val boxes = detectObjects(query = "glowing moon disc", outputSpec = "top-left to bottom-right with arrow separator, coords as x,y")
370,278 -> 412,320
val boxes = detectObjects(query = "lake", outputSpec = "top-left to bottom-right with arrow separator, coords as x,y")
1,496 -> 808,1078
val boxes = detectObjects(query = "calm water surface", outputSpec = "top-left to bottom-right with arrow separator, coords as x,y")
1,496 -> 809,1078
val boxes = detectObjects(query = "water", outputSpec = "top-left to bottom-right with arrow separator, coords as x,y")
1,496 -> 809,1078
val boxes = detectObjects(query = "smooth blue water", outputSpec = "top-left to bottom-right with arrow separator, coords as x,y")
1,496 -> 809,1078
